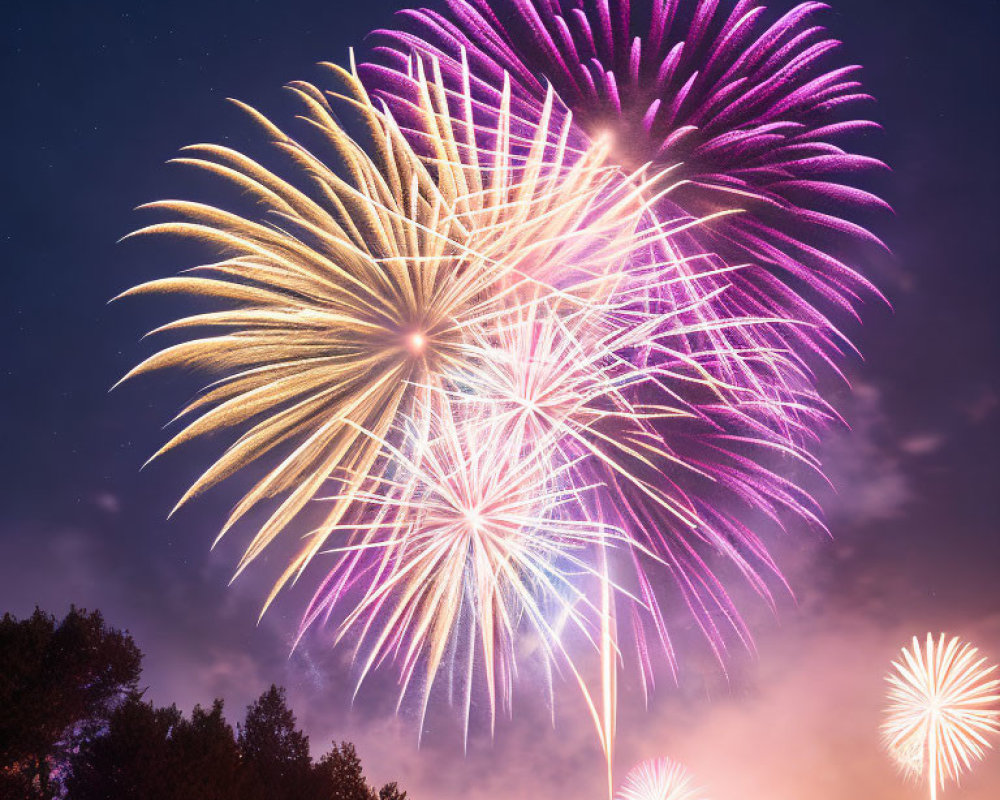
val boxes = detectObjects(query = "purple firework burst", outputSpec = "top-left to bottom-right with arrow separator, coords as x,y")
349,0 -> 857,683
347,1 -> 893,709
364,0 -> 889,366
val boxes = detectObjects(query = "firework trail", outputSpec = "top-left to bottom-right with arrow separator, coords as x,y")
616,757 -> 707,800
883,633 -> 1000,799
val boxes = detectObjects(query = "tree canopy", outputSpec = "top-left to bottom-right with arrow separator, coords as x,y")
0,606 -> 142,798
0,608 -> 407,800
238,684 -> 314,800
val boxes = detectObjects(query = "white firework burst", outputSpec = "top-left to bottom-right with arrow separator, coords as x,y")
616,757 -> 708,800
883,633 -> 1000,799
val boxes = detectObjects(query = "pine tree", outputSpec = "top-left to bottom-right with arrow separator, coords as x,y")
313,741 -> 373,800
238,685 -> 314,800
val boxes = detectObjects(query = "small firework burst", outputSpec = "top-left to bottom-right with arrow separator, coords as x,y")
302,398 -> 624,739
616,757 -> 707,800
883,633 -> 1000,799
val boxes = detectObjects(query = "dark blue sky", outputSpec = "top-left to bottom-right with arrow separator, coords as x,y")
3,2 -> 999,797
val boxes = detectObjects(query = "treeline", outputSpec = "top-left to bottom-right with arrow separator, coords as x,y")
0,607 -> 407,800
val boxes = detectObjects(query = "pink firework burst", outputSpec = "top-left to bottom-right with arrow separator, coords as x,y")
364,0 -> 890,365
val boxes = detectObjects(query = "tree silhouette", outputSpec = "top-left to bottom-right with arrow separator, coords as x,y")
238,684 -> 314,800
1,607 -> 407,800
314,741 -> 373,800
67,695 -> 245,800
65,693 -> 181,800
0,606 -> 142,798
171,700 -> 241,800
312,741 -> 409,800
377,782 -> 408,800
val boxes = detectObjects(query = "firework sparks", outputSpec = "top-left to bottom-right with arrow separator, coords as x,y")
359,0 -> 885,687
616,757 -> 707,800
450,287 -> 818,663
882,633 -> 1000,799
300,284 -> 815,790
356,4 -> 886,782
302,398 -> 627,741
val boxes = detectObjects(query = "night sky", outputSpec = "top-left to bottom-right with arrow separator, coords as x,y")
3,2 -> 999,798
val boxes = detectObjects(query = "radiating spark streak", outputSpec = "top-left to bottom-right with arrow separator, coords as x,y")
883,633 -> 1000,800
599,537 -> 617,798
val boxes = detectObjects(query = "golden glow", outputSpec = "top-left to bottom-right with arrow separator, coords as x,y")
406,332 -> 427,354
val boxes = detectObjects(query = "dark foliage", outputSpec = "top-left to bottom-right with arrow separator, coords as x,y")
311,741 -> 408,800
238,685 -> 314,800
1,610 -> 407,800
65,694 -> 182,800
314,741 -> 373,800
66,695 -> 242,800
0,607 -> 142,798
376,782 -> 408,800
171,700 -> 243,799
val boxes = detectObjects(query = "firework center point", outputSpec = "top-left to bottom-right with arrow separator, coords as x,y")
406,332 -> 426,354
463,507 -> 484,532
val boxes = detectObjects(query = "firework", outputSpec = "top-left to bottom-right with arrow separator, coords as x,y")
359,2 -> 885,689
365,0 -> 888,368
119,4 -> 887,792
357,4 -> 885,781
449,287 -> 820,660
387,37 -> 833,670
616,757 -> 707,800
883,633 -> 1000,799
299,282 -> 816,790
